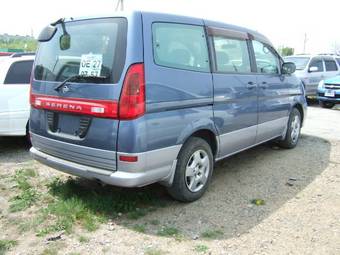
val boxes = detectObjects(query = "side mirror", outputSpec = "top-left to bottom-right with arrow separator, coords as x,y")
309,66 -> 318,72
282,62 -> 296,75
59,34 -> 71,50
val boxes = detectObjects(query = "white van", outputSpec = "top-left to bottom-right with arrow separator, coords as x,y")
0,53 -> 34,138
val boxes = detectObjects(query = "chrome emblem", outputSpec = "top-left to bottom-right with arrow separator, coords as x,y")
61,85 -> 70,93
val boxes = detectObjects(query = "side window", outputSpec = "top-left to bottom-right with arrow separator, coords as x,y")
152,23 -> 210,72
309,58 -> 324,72
4,60 -> 33,84
212,36 -> 251,73
324,59 -> 338,71
336,58 -> 340,66
252,41 -> 280,74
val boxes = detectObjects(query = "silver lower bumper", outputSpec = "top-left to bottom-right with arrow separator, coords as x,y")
30,145 -> 179,188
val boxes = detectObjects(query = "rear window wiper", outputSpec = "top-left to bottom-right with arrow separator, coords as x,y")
54,75 -> 108,92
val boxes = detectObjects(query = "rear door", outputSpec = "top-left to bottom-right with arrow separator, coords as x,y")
207,26 -> 258,157
306,57 -> 325,94
252,40 -> 291,142
0,59 -> 33,135
30,17 -> 131,171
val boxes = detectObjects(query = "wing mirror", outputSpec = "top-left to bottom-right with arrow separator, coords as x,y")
282,62 -> 296,75
309,66 -> 318,72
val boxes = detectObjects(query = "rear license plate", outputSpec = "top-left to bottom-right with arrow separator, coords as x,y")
325,90 -> 335,97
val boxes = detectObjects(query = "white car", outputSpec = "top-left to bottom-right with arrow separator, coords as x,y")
284,54 -> 340,96
0,53 -> 35,138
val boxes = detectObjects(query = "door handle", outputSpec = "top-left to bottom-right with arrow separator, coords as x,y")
246,81 -> 257,89
259,81 -> 268,89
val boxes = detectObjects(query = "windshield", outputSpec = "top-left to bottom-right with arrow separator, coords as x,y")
284,57 -> 310,70
34,18 -> 127,84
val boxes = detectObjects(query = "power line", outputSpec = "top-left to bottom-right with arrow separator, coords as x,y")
115,0 -> 124,11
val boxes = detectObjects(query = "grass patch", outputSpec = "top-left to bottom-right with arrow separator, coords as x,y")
201,229 -> 223,239
31,178 -> 166,236
9,169 -> 39,212
0,240 -> 17,255
144,248 -> 166,255
157,226 -> 179,237
41,247 -> 58,255
132,224 -> 146,233
78,235 -> 89,243
150,219 -> 160,225
194,244 -> 209,253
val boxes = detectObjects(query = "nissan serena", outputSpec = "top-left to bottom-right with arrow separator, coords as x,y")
30,12 -> 307,202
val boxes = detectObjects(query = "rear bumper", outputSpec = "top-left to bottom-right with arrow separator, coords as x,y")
30,144 -> 180,188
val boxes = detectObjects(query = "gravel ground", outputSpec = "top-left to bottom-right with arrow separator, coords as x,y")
0,103 -> 339,255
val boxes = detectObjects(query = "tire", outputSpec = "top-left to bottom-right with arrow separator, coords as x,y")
167,137 -> 213,202
277,108 -> 301,149
319,101 -> 335,109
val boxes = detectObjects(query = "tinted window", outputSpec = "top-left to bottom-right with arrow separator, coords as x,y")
309,58 -> 324,72
324,59 -> 338,71
336,58 -> 340,66
34,18 -> 127,83
283,57 -> 310,70
152,23 -> 210,72
4,60 -> 33,84
253,41 -> 280,74
213,36 -> 251,73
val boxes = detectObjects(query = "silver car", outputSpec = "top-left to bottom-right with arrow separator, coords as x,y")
284,54 -> 340,96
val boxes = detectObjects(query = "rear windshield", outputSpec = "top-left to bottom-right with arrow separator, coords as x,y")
34,18 -> 127,84
284,57 -> 310,70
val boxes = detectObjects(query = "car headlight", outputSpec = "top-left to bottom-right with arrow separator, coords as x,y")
318,80 -> 325,89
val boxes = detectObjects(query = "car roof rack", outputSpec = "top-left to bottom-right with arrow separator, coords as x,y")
11,52 -> 35,58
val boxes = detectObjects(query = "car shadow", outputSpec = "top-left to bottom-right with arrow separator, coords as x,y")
0,137 -> 31,164
44,133 -> 331,240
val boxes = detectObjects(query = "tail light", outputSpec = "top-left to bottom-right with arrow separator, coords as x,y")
118,63 -> 145,120
30,63 -> 145,120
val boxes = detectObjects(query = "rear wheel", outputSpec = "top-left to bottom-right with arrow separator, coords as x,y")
319,101 -> 335,109
167,137 -> 213,202
278,108 -> 301,149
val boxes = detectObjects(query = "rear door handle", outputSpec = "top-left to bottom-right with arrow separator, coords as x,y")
246,81 -> 257,89
259,81 -> 268,89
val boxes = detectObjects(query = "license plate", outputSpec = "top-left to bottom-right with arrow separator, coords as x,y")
325,89 -> 335,97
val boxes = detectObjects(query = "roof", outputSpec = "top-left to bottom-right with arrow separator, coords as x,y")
59,10 -> 272,46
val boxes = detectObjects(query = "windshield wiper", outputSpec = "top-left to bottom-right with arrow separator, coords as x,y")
54,75 -> 108,92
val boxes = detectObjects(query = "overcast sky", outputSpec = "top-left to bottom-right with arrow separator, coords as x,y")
1,0 -> 339,54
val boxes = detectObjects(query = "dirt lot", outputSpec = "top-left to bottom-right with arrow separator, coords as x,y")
0,103 -> 339,255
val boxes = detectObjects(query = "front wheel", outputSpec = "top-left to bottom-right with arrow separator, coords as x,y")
167,137 -> 213,202
319,101 -> 335,109
277,108 -> 301,149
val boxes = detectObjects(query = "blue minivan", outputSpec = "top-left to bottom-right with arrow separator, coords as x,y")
30,11 -> 307,202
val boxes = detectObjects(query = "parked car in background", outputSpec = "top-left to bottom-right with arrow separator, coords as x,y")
30,12 -> 306,202
0,53 -> 35,138
317,76 -> 340,108
284,54 -> 340,96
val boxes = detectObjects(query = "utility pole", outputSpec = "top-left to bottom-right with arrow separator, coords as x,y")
303,33 -> 308,54
115,0 -> 124,11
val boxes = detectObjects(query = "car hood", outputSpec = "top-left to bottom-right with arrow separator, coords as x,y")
324,76 -> 340,85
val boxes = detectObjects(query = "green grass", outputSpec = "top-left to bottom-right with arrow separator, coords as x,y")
150,219 -> 160,225
157,226 -> 179,237
201,229 -> 223,239
9,169 -> 39,212
41,247 -> 58,255
78,235 -> 89,243
144,248 -> 166,255
194,244 -> 209,253
0,240 -> 17,255
132,224 -> 146,233
31,178 -> 166,236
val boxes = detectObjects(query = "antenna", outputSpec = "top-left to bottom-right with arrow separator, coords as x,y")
115,0 -> 124,11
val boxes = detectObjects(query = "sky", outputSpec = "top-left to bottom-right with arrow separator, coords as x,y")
1,0 -> 339,54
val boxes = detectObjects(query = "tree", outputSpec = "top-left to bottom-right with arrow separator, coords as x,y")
278,46 -> 294,57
